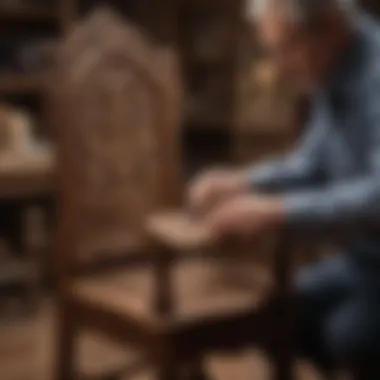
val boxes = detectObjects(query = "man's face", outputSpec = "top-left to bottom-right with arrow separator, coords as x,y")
256,10 -> 333,91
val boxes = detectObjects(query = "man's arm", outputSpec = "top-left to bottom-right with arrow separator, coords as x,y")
247,103 -> 327,192
282,87 -> 380,230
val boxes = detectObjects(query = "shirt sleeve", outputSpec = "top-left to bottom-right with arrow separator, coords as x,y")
249,101 -> 326,192
283,84 -> 380,230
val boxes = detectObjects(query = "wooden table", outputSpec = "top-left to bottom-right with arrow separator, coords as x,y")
0,151 -> 54,199
0,151 -> 55,312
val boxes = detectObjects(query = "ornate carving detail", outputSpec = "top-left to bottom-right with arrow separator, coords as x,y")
52,7 -> 168,261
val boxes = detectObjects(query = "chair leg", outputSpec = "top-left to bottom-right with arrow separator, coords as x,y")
186,357 -> 211,380
156,358 -> 179,380
271,352 -> 294,380
54,303 -> 77,380
320,368 -> 338,380
157,357 -> 210,380
270,297 -> 296,380
155,342 -> 180,380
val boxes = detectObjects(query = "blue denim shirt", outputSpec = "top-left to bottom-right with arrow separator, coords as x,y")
250,13 -> 380,260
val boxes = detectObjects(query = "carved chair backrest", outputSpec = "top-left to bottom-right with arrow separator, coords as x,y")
49,8 -> 182,272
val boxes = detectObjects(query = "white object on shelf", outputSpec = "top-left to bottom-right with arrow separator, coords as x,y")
0,104 -> 54,174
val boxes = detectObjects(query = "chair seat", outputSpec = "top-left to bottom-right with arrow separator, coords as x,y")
69,260 -> 272,331
146,211 -> 215,251
76,231 -> 148,266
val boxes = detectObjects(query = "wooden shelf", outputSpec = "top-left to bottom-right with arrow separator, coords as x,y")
179,0 -> 239,9
184,54 -> 234,67
0,2 -> 73,96
0,73 -> 42,95
0,258 -> 31,286
0,5 -> 58,21
177,0 -> 241,132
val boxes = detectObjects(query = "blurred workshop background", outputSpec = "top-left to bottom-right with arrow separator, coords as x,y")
0,1 -> 379,380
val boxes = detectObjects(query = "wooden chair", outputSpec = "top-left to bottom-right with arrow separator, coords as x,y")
51,8 -> 297,380
50,8 -> 182,379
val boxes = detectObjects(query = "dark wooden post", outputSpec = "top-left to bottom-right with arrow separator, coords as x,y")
271,232 -> 296,380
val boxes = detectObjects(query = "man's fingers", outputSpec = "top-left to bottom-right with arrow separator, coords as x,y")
206,206 -> 230,235
190,183 -> 211,211
188,180 -> 206,205
205,200 -> 261,240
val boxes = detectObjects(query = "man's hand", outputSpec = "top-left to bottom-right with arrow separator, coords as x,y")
188,168 -> 249,214
205,194 -> 285,241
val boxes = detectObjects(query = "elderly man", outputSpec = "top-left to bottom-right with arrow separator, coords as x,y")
189,0 -> 380,376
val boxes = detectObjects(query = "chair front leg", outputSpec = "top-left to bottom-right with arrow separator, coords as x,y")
184,356 -> 211,380
153,244 -> 175,316
153,338 -> 181,380
269,295 -> 296,380
54,297 -> 78,380
23,205 -> 45,314
271,233 -> 296,380
153,244 -> 180,380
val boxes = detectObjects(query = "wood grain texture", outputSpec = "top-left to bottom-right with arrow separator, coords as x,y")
0,301 -> 325,380
50,7 -> 182,269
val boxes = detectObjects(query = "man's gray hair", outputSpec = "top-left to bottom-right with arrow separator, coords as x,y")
247,0 -> 356,25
